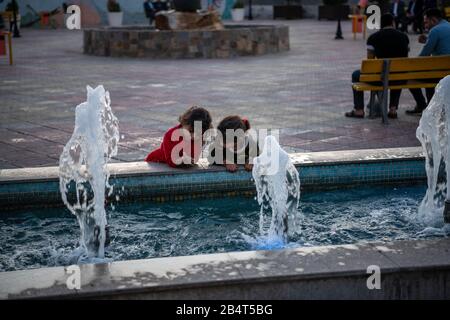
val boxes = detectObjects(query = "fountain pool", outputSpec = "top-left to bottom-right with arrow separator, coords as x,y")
1,145 -> 450,299
2,77 -> 450,299
1,184 -> 447,273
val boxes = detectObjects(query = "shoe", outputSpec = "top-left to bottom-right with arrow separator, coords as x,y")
388,111 -> 397,119
406,106 -> 424,115
345,110 -> 364,118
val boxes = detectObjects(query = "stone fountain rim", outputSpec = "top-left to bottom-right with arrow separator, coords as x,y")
84,24 -> 288,32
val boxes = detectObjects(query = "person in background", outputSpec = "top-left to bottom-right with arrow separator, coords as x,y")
406,8 -> 450,115
0,13 -> 4,54
424,0 -> 437,11
406,0 -> 424,33
357,0 -> 368,14
391,0 -> 407,32
153,0 -> 169,12
346,13 -> 410,119
143,0 -> 155,25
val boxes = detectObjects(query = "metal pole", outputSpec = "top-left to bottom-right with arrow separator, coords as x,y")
380,59 -> 390,124
248,0 -> 253,20
335,19 -> 343,39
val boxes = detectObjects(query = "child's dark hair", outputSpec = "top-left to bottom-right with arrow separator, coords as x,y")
217,115 -> 250,137
179,106 -> 212,133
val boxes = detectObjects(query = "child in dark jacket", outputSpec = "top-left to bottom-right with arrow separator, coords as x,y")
145,106 -> 212,168
208,115 -> 259,172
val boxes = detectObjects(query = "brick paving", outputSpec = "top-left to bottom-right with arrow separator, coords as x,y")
0,20 -> 425,169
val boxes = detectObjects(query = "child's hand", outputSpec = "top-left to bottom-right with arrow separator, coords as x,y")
244,163 -> 253,172
181,155 -> 195,165
225,163 -> 238,172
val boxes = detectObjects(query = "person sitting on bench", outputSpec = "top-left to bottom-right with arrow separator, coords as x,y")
143,0 -> 168,26
406,8 -> 450,115
143,0 -> 156,25
153,0 -> 168,12
346,13 -> 410,119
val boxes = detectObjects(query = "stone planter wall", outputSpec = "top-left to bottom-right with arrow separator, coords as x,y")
83,25 -> 289,59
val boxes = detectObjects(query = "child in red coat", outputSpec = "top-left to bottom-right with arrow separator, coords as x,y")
145,106 -> 212,168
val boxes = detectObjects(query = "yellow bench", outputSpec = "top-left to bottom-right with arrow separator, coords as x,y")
353,55 -> 450,123
0,31 -> 13,65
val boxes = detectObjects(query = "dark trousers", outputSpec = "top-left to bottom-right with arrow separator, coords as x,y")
352,70 -> 402,110
405,15 -> 423,33
409,87 -> 435,110
394,16 -> 407,32
144,4 -> 155,25
412,15 -> 423,33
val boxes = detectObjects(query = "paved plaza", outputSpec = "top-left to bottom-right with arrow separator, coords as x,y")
0,19 -> 425,169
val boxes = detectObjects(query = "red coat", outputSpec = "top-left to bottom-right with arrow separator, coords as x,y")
145,124 -> 201,168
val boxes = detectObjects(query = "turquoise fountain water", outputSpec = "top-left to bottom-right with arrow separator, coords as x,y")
59,85 -> 119,262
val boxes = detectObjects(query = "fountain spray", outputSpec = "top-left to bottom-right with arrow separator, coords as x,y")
59,85 -> 119,260
252,135 -> 301,244
416,76 -> 450,225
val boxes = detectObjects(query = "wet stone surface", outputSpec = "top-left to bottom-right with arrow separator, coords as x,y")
0,20 -> 423,169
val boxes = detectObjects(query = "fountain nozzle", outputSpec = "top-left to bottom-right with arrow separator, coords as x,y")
444,201 -> 450,223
